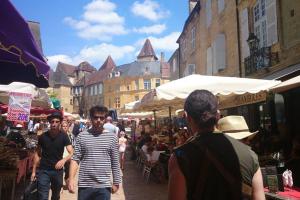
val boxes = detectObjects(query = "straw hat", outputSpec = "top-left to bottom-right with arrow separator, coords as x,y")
217,116 -> 258,140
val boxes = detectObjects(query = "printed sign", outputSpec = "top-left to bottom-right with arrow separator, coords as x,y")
7,92 -> 32,122
220,92 -> 267,109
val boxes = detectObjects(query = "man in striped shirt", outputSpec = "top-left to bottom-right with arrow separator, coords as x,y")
68,105 -> 121,200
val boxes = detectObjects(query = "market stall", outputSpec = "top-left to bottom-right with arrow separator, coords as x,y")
0,82 -> 52,109
134,74 -> 281,112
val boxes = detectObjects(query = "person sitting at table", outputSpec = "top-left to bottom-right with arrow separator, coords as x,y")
137,130 -> 149,149
146,145 -> 164,183
141,136 -> 152,153
146,145 -> 161,163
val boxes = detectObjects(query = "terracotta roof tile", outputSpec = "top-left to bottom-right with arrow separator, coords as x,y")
99,56 -> 116,71
77,61 -> 96,72
56,62 -> 76,77
85,69 -> 111,86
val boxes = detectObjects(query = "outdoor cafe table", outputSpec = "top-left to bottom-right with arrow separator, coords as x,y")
264,187 -> 300,200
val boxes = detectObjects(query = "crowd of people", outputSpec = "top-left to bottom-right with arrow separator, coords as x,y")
1,89 -> 299,200
26,106 -> 132,200
0,105 -> 132,200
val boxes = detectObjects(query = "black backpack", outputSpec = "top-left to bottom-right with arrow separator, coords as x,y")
23,180 -> 38,200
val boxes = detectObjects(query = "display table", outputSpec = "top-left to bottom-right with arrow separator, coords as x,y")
0,169 -> 17,200
265,187 -> 300,200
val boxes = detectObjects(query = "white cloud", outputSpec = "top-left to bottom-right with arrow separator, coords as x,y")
136,32 -> 180,52
131,0 -> 170,21
64,0 -> 127,41
47,43 -> 135,69
47,55 -> 73,69
75,43 -> 135,65
133,24 -> 166,34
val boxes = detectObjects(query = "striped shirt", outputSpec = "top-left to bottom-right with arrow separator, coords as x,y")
72,130 -> 121,188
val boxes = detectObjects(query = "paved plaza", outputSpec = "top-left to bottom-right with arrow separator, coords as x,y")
60,157 -> 168,200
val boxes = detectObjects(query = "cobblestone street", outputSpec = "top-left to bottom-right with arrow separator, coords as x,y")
60,157 -> 168,200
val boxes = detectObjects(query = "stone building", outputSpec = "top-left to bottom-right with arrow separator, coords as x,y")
49,61 -> 96,114
177,0 -> 241,78
103,39 -> 170,114
48,67 -> 73,113
238,0 -> 300,80
71,62 -> 96,114
168,48 -> 180,80
82,56 -> 116,116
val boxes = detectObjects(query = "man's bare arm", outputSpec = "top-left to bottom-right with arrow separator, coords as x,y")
55,145 -> 74,170
31,146 -> 41,181
252,167 -> 265,200
168,154 -> 187,200
68,160 -> 79,193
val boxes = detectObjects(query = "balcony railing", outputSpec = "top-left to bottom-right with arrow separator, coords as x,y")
244,46 -> 279,76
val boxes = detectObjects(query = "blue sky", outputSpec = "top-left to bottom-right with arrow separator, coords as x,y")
12,0 -> 188,70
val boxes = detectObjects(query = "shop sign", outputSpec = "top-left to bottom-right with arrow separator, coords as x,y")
7,92 -> 32,122
220,92 -> 267,109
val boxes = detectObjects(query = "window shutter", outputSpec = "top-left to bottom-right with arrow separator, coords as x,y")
215,34 -> 226,71
240,8 -> 250,59
206,47 -> 213,75
212,40 -> 217,74
206,0 -> 212,27
266,0 -> 278,45
218,0 -> 225,13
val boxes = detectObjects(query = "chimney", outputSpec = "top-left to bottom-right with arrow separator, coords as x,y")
160,52 -> 165,63
189,0 -> 197,14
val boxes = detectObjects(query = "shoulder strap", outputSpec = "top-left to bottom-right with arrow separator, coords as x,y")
193,141 -> 245,199
192,148 -> 211,200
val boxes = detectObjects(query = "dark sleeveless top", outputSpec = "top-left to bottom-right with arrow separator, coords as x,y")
174,132 -> 243,200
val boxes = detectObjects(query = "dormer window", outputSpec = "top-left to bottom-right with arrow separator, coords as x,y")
144,66 -> 150,75
115,71 -> 120,77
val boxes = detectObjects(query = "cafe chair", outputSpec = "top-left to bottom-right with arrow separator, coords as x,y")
135,148 -> 141,166
139,149 -> 147,170
143,162 -> 153,183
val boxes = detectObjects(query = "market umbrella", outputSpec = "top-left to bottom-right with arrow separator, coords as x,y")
135,74 -> 281,111
0,0 -> 50,88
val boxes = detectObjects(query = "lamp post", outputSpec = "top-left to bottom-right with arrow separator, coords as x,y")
246,33 -> 260,74
247,32 -> 259,54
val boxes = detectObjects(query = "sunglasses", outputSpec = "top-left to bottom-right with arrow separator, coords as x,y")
92,116 -> 105,120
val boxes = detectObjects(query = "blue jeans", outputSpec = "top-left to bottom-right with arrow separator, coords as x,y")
78,187 -> 111,200
37,169 -> 63,200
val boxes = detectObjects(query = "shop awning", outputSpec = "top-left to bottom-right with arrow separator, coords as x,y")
135,75 -> 281,111
0,82 -> 51,108
0,0 -> 50,87
270,75 -> 300,93
0,103 -> 59,116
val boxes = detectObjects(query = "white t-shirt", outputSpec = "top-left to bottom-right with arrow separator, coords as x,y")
142,145 -> 148,153
146,151 -> 161,162
33,123 -> 40,133
103,123 -> 117,134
